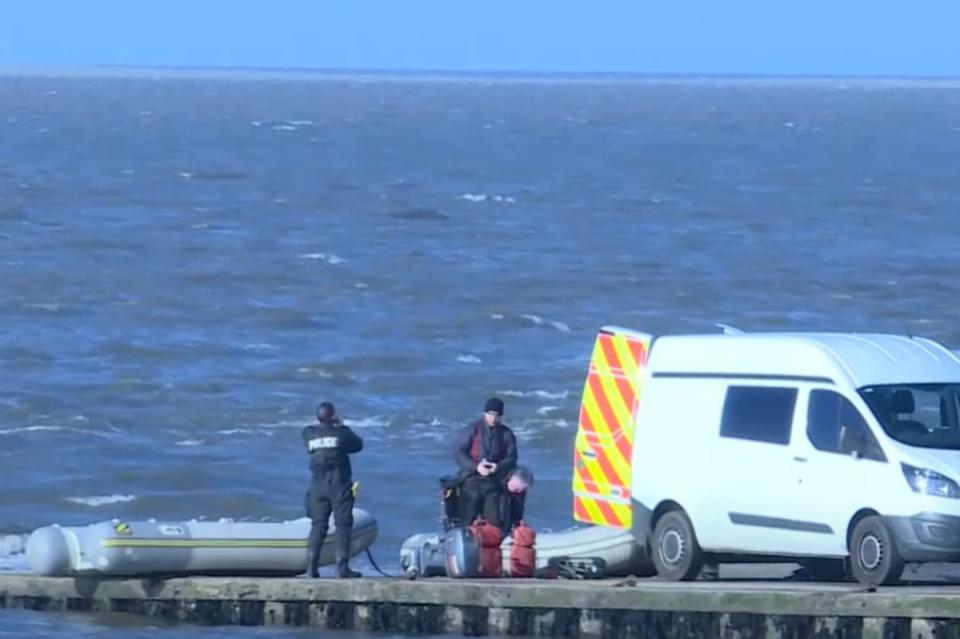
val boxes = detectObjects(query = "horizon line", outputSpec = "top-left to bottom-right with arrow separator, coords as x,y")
2,63 -> 960,85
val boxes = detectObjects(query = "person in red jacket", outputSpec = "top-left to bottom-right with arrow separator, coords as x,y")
452,397 -> 518,529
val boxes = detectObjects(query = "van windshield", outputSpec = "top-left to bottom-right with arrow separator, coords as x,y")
860,384 -> 960,450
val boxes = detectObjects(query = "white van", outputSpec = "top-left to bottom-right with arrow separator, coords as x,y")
572,326 -> 960,586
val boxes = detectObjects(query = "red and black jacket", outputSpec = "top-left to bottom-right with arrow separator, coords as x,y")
453,420 -> 518,482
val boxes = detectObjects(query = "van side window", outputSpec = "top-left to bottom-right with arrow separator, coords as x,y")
720,386 -> 797,445
807,390 -> 886,462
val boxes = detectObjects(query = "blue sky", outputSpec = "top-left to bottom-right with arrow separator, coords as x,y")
1,1 -> 959,77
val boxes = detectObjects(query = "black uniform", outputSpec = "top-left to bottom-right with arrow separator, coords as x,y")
302,417 -> 363,577
453,420 -> 517,528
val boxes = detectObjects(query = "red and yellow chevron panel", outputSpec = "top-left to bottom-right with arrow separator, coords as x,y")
572,329 -> 651,529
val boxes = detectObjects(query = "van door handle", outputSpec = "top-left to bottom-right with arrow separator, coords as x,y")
793,456 -> 808,463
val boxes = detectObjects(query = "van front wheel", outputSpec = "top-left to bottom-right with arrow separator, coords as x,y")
849,516 -> 904,587
651,510 -> 704,581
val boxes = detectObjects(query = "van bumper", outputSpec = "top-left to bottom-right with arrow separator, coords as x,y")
886,513 -> 960,562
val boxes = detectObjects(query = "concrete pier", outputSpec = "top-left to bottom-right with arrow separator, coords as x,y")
4,572 -> 960,637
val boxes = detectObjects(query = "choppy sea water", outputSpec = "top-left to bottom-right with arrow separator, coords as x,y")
2,71 -> 960,636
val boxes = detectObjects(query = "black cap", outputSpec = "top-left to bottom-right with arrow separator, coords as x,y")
484,397 -> 504,416
317,402 -> 336,423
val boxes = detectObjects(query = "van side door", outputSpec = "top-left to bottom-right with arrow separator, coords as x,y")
709,384 -> 812,554
789,387 -> 893,556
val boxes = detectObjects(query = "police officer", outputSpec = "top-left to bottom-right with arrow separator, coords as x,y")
302,401 -> 363,578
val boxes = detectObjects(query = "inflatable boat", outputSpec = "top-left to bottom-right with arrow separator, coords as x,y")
27,508 -> 378,577
401,523 -> 649,578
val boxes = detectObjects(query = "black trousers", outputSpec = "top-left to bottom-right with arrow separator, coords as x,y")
459,475 -> 505,528
305,478 -> 354,562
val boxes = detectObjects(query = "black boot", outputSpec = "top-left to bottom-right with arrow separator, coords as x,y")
337,555 -> 361,579
305,550 -> 321,578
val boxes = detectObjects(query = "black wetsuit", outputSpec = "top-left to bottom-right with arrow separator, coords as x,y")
302,419 -> 363,574
453,420 -> 517,528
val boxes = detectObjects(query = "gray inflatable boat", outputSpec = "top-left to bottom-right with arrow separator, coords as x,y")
27,508 -> 378,577
401,524 -> 649,577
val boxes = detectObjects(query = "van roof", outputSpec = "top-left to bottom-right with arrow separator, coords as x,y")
641,331 -> 960,388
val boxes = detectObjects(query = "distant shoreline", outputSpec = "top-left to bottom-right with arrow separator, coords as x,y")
2,65 -> 960,88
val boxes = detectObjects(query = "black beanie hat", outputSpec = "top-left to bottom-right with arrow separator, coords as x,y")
484,397 -> 504,416
317,402 -> 336,422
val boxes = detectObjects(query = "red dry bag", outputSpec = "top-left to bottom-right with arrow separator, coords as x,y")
509,520 -> 536,578
469,518 -> 503,577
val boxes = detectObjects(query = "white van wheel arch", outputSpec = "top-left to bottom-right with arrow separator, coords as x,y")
651,501 -> 687,529
846,509 -> 881,547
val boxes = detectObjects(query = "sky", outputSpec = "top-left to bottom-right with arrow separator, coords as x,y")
1,1 -> 959,77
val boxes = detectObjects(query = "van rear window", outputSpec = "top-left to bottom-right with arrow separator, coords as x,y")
720,386 -> 798,445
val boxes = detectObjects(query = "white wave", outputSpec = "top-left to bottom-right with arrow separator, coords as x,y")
354,282 -> 368,289
0,534 -> 24,556
296,367 -> 334,378
0,425 -> 114,438
288,119 -> 314,126
536,406 -> 561,416
458,193 -> 516,204
250,120 -> 263,127
175,439 -> 205,447
217,428 -> 260,435
299,252 -> 345,265
497,389 -> 570,400
66,494 -> 136,507
343,415 -> 390,429
257,418 -> 310,430
521,314 -> 570,332
456,354 -> 483,364
139,110 -> 153,116
272,124 -> 297,131
491,314 -> 504,320
121,169 -> 135,175
244,342 -> 279,351
22,302 -> 61,312
178,171 -> 194,179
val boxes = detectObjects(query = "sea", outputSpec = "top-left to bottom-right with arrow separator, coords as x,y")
1,69 -> 960,636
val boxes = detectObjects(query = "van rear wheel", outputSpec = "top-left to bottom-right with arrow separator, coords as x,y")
849,516 -> 904,587
651,510 -> 704,581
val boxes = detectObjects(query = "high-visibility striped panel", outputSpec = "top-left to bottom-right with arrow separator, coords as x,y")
572,329 -> 651,529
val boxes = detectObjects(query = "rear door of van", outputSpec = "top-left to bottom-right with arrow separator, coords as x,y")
572,327 -> 651,530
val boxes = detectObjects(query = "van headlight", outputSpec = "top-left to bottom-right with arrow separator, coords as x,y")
901,463 -> 960,499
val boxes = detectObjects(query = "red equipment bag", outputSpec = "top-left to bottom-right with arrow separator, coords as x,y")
509,520 -> 536,578
469,518 -> 503,577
